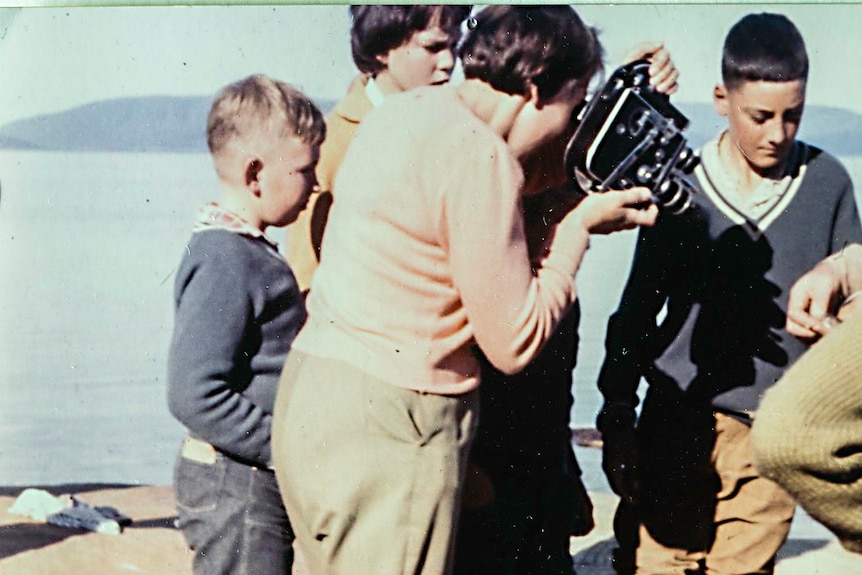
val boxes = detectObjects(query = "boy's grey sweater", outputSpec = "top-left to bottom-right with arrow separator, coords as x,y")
598,143 -> 862,420
167,229 -> 305,466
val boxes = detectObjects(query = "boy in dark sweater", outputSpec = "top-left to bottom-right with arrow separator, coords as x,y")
596,13 -> 862,575
167,75 -> 325,575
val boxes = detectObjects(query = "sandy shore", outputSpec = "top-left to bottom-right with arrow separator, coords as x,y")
0,484 -> 190,574
1,481 -> 858,574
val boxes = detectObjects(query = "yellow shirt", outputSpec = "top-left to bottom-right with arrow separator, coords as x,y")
284,77 -> 374,292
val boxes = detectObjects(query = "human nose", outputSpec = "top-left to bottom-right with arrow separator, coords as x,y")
767,119 -> 789,145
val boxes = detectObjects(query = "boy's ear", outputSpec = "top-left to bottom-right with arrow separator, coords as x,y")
713,84 -> 729,117
245,158 -> 263,196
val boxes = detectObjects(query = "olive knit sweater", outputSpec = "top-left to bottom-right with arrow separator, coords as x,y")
753,311 -> 862,554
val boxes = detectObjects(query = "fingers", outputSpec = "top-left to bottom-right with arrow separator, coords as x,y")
613,189 -> 658,229
786,287 -> 823,339
819,315 -> 842,332
621,41 -> 661,65
647,44 -> 669,67
786,317 -> 815,338
806,284 -> 832,320
595,189 -> 657,234
791,315 -> 839,339
785,315 -> 820,340
620,41 -> 679,96
568,188 -> 658,235
785,258 -> 845,341
652,67 -> 679,96
785,282 -> 813,321
613,187 -> 654,207
628,204 -> 658,228
786,289 -> 840,340
614,204 -> 658,232
647,46 -> 679,95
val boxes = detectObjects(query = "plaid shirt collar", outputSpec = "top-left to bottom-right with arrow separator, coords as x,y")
193,202 -> 279,249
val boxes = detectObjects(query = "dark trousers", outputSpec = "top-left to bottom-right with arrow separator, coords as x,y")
455,466 -> 576,575
454,303 -> 587,575
174,450 -> 294,575
455,444 -> 593,575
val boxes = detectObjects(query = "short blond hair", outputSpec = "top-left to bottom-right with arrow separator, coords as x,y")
206,75 -> 326,162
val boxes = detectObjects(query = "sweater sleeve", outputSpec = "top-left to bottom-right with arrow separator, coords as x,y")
167,236 -> 272,466
596,222 -> 673,425
444,135 -> 589,375
753,311 -> 862,554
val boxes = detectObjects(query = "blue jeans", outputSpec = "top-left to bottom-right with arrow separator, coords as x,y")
174,448 -> 294,575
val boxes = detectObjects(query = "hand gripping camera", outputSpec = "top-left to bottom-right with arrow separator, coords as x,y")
564,60 -> 698,214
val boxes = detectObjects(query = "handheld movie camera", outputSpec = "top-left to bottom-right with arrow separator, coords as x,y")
564,60 -> 698,214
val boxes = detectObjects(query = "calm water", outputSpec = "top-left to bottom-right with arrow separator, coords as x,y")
0,151 -> 217,486
2,150 -> 861,499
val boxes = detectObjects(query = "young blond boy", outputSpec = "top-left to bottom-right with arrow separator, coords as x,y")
166,75 -> 325,575
597,13 -> 862,575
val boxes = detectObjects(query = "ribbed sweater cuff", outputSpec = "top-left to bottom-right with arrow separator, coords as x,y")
542,224 -> 590,281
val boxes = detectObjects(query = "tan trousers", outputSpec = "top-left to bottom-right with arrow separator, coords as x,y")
614,410 -> 796,575
272,351 -> 478,575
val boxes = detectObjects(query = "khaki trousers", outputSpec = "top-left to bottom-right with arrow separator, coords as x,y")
272,351 -> 478,575
614,409 -> 795,575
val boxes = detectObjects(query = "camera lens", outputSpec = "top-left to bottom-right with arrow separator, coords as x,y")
676,147 -> 699,174
656,178 -> 693,214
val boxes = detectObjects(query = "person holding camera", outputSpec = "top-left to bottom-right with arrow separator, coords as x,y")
271,6 -> 659,574
455,39 -> 679,575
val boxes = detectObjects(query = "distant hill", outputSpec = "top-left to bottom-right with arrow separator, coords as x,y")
2,95 -> 862,156
0,95 -> 337,153
0,134 -> 42,150
678,102 -> 862,156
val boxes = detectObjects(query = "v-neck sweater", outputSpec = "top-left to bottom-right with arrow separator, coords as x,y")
598,138 -> 862,416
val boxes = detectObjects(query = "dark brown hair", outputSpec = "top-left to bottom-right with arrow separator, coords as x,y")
459,6 -> 603,100
350,5 -> 472,75
722,13 -> 808,90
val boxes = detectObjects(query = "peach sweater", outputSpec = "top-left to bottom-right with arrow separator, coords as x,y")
293,86 -> 590,395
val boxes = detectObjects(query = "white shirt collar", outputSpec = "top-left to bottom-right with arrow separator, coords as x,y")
700,132 -> 798,220
695,132 -> 808,234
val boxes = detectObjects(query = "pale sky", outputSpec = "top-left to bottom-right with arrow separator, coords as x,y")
3,4 -> 862,127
